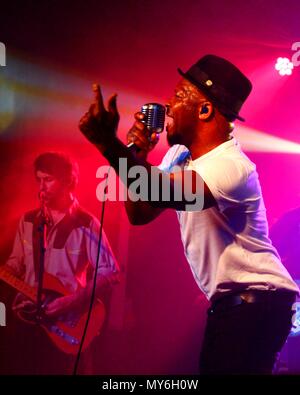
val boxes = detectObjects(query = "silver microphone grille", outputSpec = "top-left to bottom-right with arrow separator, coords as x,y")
141,103 -> 165,134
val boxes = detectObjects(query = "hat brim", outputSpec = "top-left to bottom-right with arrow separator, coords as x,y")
178,68 -> 245,122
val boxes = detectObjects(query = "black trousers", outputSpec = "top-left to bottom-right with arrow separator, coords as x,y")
199,292 -> 296,375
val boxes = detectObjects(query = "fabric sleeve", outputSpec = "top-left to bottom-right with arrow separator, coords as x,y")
86,217 -> 120,284
5,217 -> 26,278
158,145 -> 190,172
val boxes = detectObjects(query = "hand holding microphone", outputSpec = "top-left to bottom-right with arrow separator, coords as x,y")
127,103 -> 165,159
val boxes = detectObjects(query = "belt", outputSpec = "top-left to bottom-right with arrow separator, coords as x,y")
209,290 -> 297,315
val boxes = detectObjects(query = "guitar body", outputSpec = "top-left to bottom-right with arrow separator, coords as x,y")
0,267 -> 106,355
42,300 -> 105,355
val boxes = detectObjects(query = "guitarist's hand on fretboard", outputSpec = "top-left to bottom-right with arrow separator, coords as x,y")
13,297 -> 38,324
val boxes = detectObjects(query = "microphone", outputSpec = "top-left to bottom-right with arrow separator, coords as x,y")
141,103 -> 165,134
38,191 -> 52,226
127,103 -> 165,150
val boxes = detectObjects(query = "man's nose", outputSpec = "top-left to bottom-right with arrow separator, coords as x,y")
39,180 -> 46,190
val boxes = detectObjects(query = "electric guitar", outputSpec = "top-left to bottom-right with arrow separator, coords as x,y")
0,266 -> 105,355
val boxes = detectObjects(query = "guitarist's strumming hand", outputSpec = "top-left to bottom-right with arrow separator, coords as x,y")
45,274 -> 114,318
45,294 -> 80,318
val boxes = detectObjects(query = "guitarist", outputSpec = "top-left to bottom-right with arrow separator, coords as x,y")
1,152 -> 119,374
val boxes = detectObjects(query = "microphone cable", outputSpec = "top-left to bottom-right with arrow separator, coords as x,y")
73,167 -> 111,375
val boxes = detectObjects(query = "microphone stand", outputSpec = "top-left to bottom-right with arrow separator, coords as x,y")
35,198 -> 51,324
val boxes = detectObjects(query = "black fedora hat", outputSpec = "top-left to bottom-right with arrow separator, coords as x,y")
178,54 -> 252,121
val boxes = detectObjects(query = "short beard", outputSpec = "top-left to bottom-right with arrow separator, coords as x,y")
167,132 -> 184,147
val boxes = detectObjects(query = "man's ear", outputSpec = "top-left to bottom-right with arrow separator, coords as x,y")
198,102 -> 214,120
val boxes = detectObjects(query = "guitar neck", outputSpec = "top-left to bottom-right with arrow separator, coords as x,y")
0,267 -> 37,301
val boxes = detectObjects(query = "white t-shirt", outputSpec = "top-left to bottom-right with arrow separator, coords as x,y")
159,138 -> 299,301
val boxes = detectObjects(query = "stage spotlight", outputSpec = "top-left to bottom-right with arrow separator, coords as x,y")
237,125 -> 300,154
275,57 -> 294,76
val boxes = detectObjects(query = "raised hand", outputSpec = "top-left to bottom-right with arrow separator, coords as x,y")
79,84 -> 120,147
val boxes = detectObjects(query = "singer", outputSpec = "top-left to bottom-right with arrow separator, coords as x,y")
1,152 -> 119,374
79,54 -> 299,374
